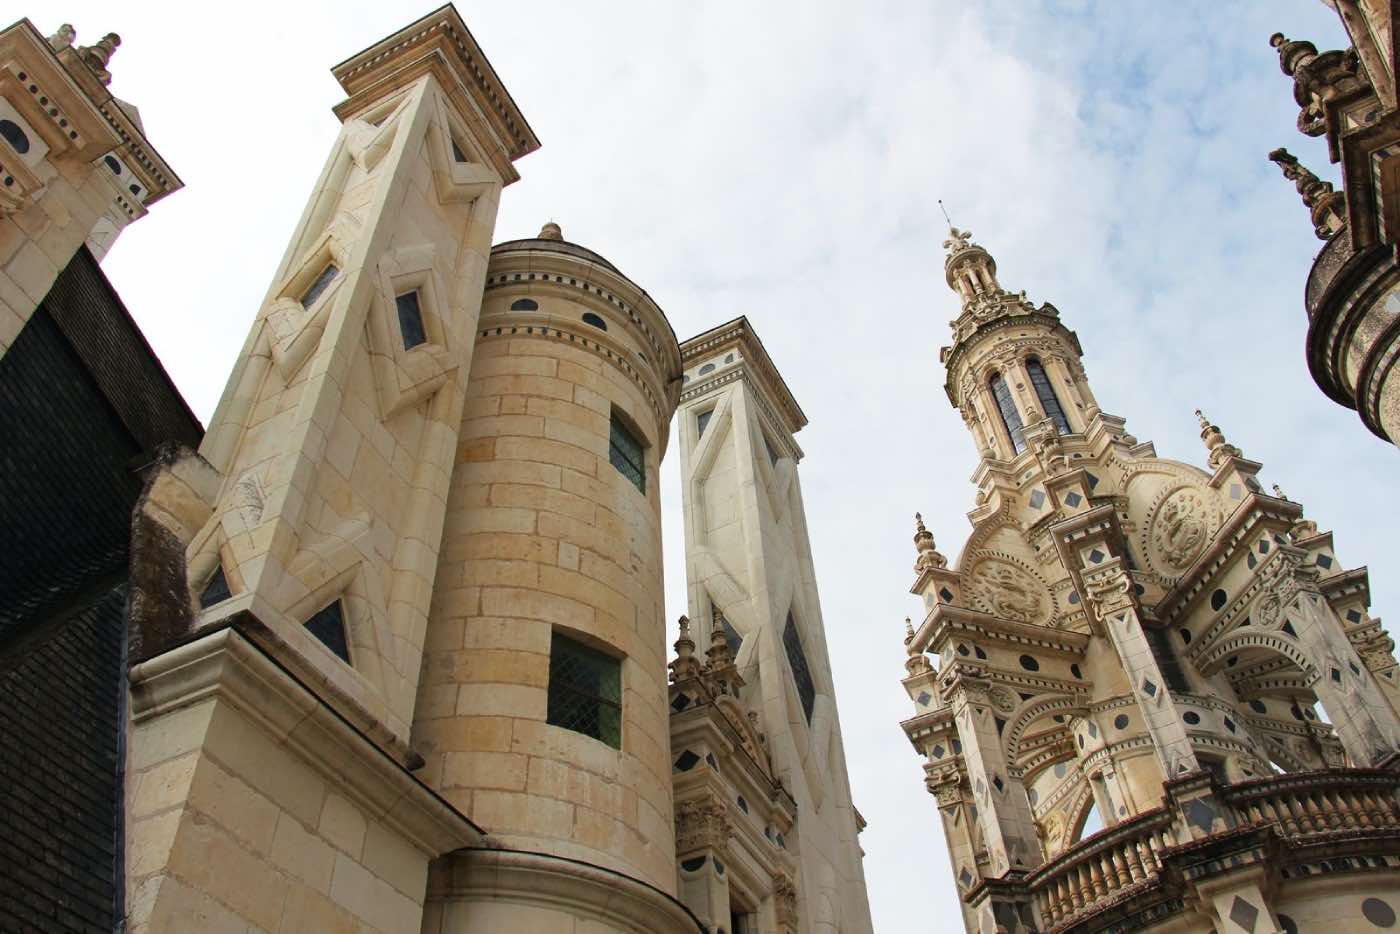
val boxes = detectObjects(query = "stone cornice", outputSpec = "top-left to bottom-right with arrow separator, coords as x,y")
332,4 -> 539,179
913,603 -> 1089,658
680,316 -> 807,437
429,848 -> 703,934
127,625 -> 484,856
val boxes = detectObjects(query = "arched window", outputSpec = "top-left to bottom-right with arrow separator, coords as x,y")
1027,358 -> 1071,435
989,372 -> 1026,454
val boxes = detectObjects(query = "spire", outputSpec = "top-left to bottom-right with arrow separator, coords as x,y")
1271,32 -> 1319,81
1269,32 -> 1368,137
669,615 -> 702,682
1269,148 -> 1346,239
904,617 -> 932,676
913,512 -> 947,571
1195,409 -> 1242,470
538,221 -> 563,241
941,228 -> 1053,347
77,32 -> 120,86
46,23 -> 75,52
1272,484 -> 1320,540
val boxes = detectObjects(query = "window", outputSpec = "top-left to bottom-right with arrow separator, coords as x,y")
1027,358 -> 1071,435
199,566 -> 232,608
103,154 -> 122,175
609,412 -> 645,493
764,436 -> 779,467
301,264 -> 339,308
547,631 -> 621,748
1144,624 -> 1191,694
395,289 -> 427,349
989,372 -> 1026,454
0,120 -> 30,155
783,612 -> 816,723
306,600 -> 351,664
451,138 -> 469,163
582,312 -> 607,331
696,408 -> 713,439
510,298 -> 538,311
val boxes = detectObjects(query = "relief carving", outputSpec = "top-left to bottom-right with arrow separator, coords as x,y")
1149,487 -> 1211,572
968,559 -> 1046,624
674,794 -> 732,855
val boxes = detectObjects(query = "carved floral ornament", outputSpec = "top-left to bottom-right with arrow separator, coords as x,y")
966,558 -> 1047,624
674,794 -> 732,854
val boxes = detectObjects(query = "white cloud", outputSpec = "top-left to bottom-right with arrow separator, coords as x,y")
56,1 -> 1397,929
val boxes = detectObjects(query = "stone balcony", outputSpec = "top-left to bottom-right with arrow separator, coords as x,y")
976,763 -> 1400,933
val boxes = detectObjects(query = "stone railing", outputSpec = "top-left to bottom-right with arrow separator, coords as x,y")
1222,769 -> 1400,835
1017,768 -> 1400,932
1028,807 -> 1175,928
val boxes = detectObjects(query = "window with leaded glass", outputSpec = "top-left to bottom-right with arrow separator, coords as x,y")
782,612 -> 816,723
696,408 -> 713,439
547,632 -> 622,748
609,412 -> 645,494
989,372 -> 1026,454
1027,358 -> 1071,435
300,263 -> 339,308
396,290 -> 427,349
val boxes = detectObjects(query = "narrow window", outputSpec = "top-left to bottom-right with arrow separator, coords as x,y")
1144,624 -> 1191,694
547,631 -> 621,748
199,565 -> 231,608
1027,358 -> 1072,434
396,289 -> 427,349
696,408 -> 713,439
301,264 -> 339,308
609,412 -> 645,494
582,312 -> 608,331
306,600 -> 351,664
989,372 -> 1026,454
451,138 -> 469,163
783,612 -> 816,723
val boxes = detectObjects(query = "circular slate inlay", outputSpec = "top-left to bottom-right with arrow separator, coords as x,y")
1183,711 -> 1200,725
1363,898 -> 1397,928
1019,655 -> 1040,672
1114,714 -> 1130,730
1211,589 -> 1228,611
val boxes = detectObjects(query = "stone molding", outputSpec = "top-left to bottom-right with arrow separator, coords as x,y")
127,624 -> 483,856
427,847 -> 703,934
679,315 -> 808,438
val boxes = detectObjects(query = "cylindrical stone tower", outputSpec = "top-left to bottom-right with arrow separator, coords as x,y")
413,223 -> 684,898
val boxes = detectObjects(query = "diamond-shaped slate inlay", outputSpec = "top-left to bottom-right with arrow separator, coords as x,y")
931,743 -> 944,759
992,775 -> 1004,793
1361,898 -> 1396,928
959,867 -> 974,889
1281,621 -> 1297,637
917,691 -> 932,707
939,587 -> 955,603
1142,678 -> 1157,697
1086,472 -> 1100,490
1348,609 -> 1363,623
674,750 -> 700,771
1316,553 -> 1334,569
1184,797 -> 1218,834
1029,489 -> 1046,510
1228,895 -> 1259,933
705,752 -> 718,769
1065,491 -> 1082,507
1089,548 -> 1105,564
671,693 -> 691,712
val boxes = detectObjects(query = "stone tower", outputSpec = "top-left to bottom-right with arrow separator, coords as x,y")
673,317 -> 875,934
0,18 -> 179,354
901,229 -> 1400,933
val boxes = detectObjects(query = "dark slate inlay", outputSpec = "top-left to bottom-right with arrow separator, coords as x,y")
959,867 -> 974,888
1086,472 -> 1100,490
1183,711 -> 1200,725
1071,663 -> 1083,679
1247,552 -> 1257,570
1180,628 -> 1192,645
1362,898 -> 1396,928
1068,590 -> 1080,605
705,752 -> 718,769
1211,589 -> 1228,611
1228,895 -> 1259,933
1019,655 -> 1040,672
1278,915 -> 1298,934
1249,700 -> 1267,714
1089,548 -> 1105,564
1142,678 -> 1157,697
736,795 -> 748,814
674,750 -> 700,771
199,565 -> 231,608
939,587 -> 955,603
395,290 -> 427,349
1281,621 -> 1298,637
1184,798 -> 1217,833
974,646 -> 987,660
1114,714 -> 1130,730
1348,609 -> 1364,623
1028,489 -> 1046,510
670,693 -> 691,712
1316,553 -> 1334,569
1065,491 -> 1082,507
917,691 -> 932,706
680,856 -> 706,872
931,743 -> 944,759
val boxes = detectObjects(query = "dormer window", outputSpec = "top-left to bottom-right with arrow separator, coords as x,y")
395,289 -> 427,349
990,372 -> 1026,454
300,264 -> 339,308
1027,358 -> 1071,435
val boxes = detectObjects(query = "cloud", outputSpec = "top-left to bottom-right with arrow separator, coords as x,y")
62,1 -> 1395,929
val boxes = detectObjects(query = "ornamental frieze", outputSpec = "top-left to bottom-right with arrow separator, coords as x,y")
1148,486 -> 1212,573
966,557 -> 1047,624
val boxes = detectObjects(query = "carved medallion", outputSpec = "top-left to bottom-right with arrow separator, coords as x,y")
989,685 -> 1018,714
1255,593 -> 1282,629
1149,487 -> 1211,572
968,559 -> 1046,624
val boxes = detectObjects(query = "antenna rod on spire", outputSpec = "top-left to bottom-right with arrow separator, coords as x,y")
938,199 -> 953,227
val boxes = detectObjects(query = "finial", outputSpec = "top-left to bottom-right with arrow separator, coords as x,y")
706,619 -> 734,670
1272,483 -> 1289,501
903,617 -> 932,676
77,32 -> 120,86
538,221 -> 563,241
669,615 -> 702,682
1195,408 -> 1242,469
1268,148 -> 1346,239
904,617 -> 916,644
47,24 -> 76,52
913,512 -> 948,571
1270,32 -> 1318,78
942,227 -> 974,256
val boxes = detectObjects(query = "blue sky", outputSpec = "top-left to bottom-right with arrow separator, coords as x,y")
53,1 -> 1396,929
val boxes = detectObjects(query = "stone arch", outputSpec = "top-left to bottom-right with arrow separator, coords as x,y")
1198,630 -> 1318,682
1003,694 -> 1087,763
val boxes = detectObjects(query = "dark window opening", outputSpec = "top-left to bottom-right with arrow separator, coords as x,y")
1144,624 -> 1191,694
764,436 -> 779,467
783,612 -> 816,723
300,263 -> 339,308
990,372 -> 1026,454
396,289 -> 427,349
451,139 -> 468,163
582,312 -> 607,331
306,600 -> 351,664
609,412 -> 645,494
510,297 -> 538,311
1027,358 -> 1071,434
547,631 -> 621,748
696,408 -> 713,438
199,565 -> 232,608
0,119 -> 30,154
103,154 -> 121,174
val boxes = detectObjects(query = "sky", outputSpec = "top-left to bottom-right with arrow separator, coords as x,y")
46,0 -> 1400,929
